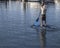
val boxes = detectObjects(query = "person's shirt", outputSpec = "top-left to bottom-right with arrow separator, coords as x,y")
41,5 -> 46,15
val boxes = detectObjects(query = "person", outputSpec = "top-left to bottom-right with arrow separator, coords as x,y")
31,2 -> 47,27
40,2 -> 46,27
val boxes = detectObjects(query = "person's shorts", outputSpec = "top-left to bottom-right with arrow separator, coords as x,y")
41,14 -> 46,20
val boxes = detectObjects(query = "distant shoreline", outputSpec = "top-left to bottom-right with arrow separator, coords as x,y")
0,0 -> 55,4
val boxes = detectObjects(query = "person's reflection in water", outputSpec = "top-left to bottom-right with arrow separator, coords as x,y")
40,27 -> 46,48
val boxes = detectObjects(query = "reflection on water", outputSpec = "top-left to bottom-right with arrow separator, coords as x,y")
0,1 -> 40,48
0,1 -> 60,48
40,28 -> 46,48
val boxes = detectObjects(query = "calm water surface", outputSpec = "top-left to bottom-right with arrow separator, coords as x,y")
0,1 -> 60,48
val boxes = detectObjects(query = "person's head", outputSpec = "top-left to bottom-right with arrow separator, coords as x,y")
41,2 -> 45,6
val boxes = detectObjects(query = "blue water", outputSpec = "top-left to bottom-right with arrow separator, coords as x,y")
0,1 -> 60,48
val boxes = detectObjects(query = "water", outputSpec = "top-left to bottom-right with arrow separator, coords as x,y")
0,1 -> 60,48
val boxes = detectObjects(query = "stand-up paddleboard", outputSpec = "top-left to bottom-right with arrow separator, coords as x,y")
31,23 -> 57,31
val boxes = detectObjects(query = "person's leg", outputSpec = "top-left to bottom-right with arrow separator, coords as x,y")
40,16 -> 43,27
42,15 -> 46,27
44,16 -> 46,27
45,20 -> 46,26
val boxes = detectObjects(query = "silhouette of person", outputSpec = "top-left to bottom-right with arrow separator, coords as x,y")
40,2 -> 46,27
